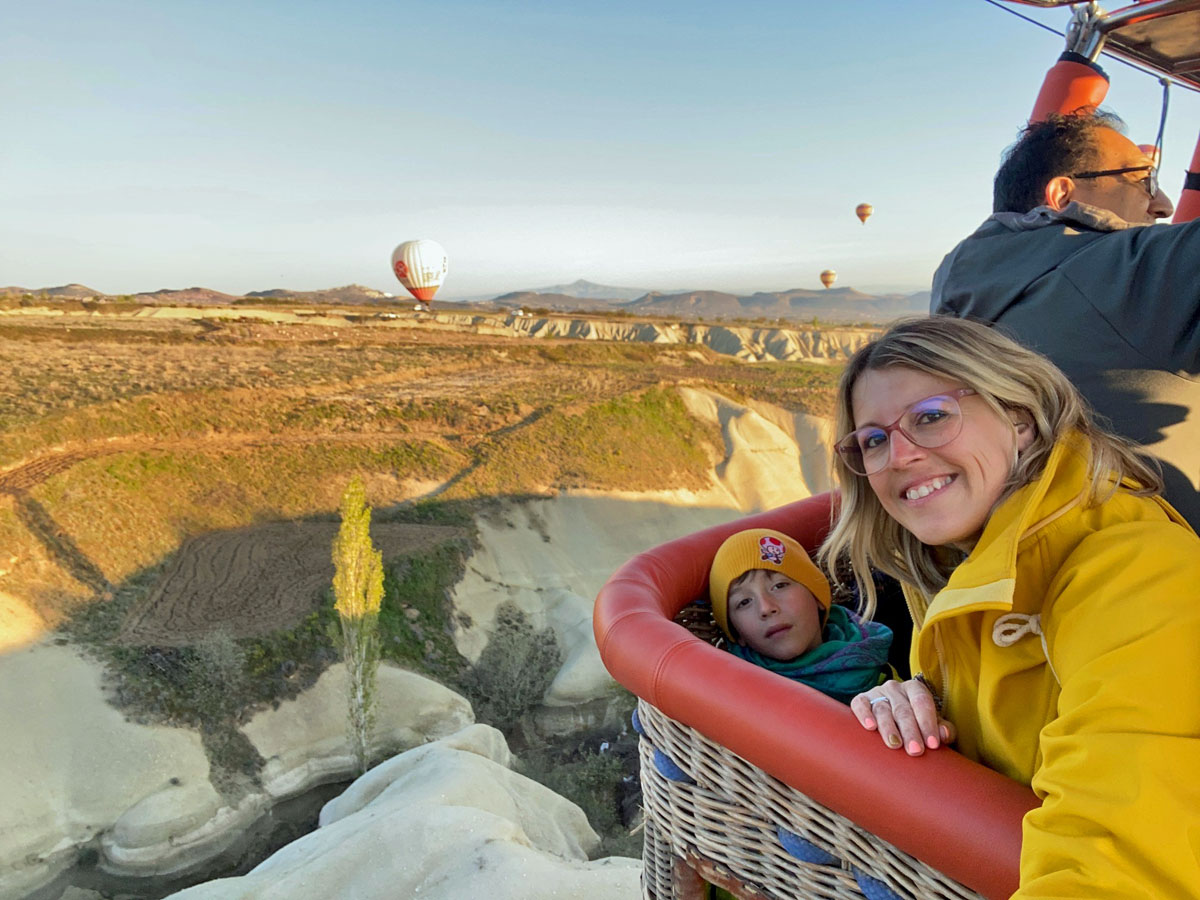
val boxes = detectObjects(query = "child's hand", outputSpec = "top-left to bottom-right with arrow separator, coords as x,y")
851,679 -> 955,756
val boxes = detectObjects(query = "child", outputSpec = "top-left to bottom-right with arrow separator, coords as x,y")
708,528 -> 892,704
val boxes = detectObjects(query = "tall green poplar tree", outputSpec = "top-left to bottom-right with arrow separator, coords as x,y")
332,476 -> 384,776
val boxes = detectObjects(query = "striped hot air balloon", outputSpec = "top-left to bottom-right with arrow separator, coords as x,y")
391,240 -> 448,306
819,269 -> 837,289
855,203 -> 874,224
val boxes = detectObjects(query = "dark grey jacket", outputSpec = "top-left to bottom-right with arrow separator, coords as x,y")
931,202 -> 1200,529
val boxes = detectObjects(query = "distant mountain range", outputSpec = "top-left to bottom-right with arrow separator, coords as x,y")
0,283 -> 394,307
2,280 -> 931,324
489,291 -> 622,313
243,285 -> 394,305
529,278 -> 649,302
651,286 -> 933,323
490,284 -> 931,323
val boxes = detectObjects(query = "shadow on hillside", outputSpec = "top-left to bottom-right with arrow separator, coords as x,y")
415,406 -> 554,502
10,490 -> 111,594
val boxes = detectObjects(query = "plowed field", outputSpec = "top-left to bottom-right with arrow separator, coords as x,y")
118,521 -> 465,645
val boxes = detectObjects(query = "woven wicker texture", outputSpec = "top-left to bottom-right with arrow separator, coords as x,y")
634,603 -> 984,900
638,700 -> 984,900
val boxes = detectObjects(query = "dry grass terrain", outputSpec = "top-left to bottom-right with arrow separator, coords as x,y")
1,305 -> 842,634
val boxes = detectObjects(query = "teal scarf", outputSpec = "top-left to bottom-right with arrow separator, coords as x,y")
729,605 -> 892,704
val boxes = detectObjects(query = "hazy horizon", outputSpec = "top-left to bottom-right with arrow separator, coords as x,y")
4,275 -> 935,301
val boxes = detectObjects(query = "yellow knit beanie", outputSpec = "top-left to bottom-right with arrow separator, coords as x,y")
708,528 -> 832,641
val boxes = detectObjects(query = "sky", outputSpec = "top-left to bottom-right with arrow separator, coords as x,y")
4,0 -> 1199,299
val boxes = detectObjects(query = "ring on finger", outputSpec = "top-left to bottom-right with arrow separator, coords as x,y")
868,696 -> 891,708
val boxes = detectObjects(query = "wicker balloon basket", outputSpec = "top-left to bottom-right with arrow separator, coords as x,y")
631,602 -> 983,900
635,697 -> 983,900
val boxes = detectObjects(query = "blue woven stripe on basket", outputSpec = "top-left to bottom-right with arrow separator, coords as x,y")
652,748 -> 696,784
631,707 -> 644,735
776,826 -> 839,866
852,867 -> 905,900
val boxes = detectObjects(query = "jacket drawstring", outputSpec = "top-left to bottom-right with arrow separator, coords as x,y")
992,613 -> 1061,686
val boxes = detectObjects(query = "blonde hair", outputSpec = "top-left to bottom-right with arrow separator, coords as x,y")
820,317 -> 1161,616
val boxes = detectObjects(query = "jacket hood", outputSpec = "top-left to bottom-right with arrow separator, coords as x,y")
931,202 -> 1136,322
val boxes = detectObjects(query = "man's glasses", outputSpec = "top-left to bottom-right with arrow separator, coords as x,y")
835,389 -> 976,477
1070,164 -> 1159,199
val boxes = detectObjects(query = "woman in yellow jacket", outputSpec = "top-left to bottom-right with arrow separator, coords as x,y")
823,316 -> 1200,898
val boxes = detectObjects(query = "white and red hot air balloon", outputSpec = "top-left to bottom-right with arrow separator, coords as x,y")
391,240 -> 448,309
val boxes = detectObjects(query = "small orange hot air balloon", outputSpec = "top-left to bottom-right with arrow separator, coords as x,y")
855,203 -> 873,225
820,269 -> 837,289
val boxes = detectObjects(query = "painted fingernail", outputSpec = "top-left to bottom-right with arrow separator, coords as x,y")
907,740 -> 923,755
926,735 -> 939,750
887,734 -> 901,749
864,718 -> 876,730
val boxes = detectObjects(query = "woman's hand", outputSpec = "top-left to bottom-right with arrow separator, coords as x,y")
851,679 -> 956,756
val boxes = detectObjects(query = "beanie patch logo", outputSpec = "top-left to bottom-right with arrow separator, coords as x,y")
758,536 -> 785,565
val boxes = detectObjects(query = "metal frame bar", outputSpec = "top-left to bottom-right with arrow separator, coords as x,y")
1101,0 -> 1200,25
1004,0 -> 1200,90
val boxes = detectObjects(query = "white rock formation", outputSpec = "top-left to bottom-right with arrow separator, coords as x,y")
101,791 -> 268,879
97,664 -> 473,879
497,313 -> 875,362
241,662 -> 474,799
0,642 -> 211,897
679,387 -> 833,509
0,647 -> 475,895
165,725 -> 641,900
449,387 -> 833,734
451,492 -> 732,661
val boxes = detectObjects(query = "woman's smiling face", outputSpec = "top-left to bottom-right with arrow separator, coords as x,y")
850,366 -> 1033,550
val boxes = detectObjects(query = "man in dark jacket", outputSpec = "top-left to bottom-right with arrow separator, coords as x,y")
932,112 -> 1200,528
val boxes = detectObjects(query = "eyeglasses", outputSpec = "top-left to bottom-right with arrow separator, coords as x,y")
1069,164 -> 1158,199
836,389 -> 976,477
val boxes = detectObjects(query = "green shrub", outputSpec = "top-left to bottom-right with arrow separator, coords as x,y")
460,604 -> 561,737
541,750 -> 625,834
377,542 -> 471,683
518,717 -> 643,859
241,608 -> 339,702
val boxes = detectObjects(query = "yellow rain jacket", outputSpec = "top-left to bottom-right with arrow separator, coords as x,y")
904,431 -> 1200,898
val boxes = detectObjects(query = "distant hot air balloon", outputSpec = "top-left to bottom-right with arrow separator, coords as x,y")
1138,144 -> 1161,167
855,203 -> 874,225
391,240 -> 448,308
820,269 -> 837,289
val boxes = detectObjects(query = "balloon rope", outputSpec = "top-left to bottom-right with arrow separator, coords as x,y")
978,0 -> 1063,39
1154,77 -> 1170,169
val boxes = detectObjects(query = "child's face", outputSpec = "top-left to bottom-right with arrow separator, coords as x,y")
728,569 -> 823,661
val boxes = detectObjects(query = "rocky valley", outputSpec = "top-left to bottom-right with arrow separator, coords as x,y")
0,301 -> 858,899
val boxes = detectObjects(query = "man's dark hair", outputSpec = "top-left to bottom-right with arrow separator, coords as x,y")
992,110 -> 1127,214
